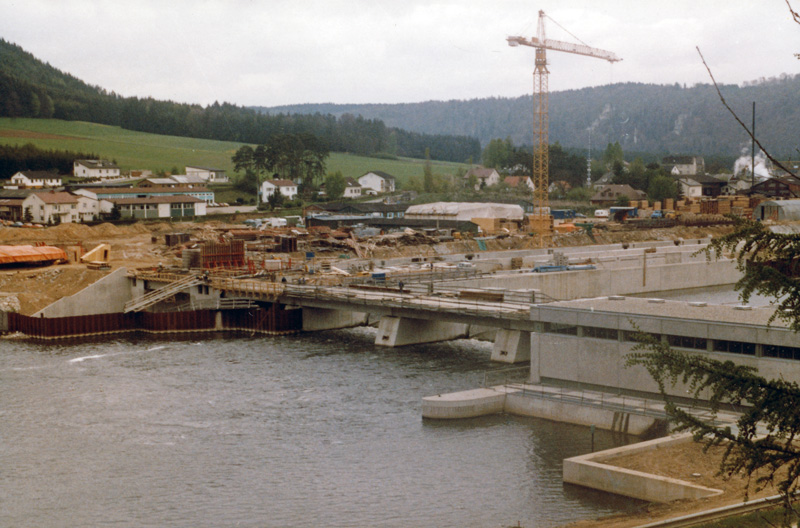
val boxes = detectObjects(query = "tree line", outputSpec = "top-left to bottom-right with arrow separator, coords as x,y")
0,143 -> 100,178
0,39 -> 481,164
263,75 -> 800,159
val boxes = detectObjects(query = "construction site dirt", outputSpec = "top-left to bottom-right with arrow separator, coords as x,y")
0,217 -> 787,526
0,218 -> 739,316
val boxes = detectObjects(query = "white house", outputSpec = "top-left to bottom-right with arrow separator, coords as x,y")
261,179 -> 298,203
344,177 -> 362,199
464,167 -> 501,190
7,171 -> 63,189
663,156 -> 705,177
185,166 -> 229,183
358,171 -> 396,195
22,191 -> 101,223
73,159 -> 121,180
503,175 -> 535,192
71,189 -> 116,215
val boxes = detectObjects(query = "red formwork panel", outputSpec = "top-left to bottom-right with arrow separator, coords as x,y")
7,305 -> 300,339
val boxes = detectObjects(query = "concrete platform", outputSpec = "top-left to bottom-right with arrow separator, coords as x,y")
423,383 -> 667,435
563,434 -> 723,503
422,387 -> 511,419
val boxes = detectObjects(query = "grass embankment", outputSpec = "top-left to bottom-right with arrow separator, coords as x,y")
695,506 -> 797,527
0,118 -> 469,188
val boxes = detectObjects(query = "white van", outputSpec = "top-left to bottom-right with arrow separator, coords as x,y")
594,209 -> 610,219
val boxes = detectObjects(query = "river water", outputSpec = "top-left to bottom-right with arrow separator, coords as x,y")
1,328 -> 642,528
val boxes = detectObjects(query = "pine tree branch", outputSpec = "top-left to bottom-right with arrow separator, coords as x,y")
696,47 -> 796,179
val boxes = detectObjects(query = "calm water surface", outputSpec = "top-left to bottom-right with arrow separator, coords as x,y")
2,328 -> 642,527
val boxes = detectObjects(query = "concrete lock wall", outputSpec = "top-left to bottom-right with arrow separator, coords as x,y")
34,268 -> 132,318
422,386 -> 661,435
375,316 -> 468,347
440,257 -> 739,300
503,392 -> 656,435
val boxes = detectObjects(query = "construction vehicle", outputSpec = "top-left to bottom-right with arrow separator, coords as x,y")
507,11 -> 620,245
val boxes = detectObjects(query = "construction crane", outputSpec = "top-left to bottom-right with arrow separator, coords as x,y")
508,10 -> 620,241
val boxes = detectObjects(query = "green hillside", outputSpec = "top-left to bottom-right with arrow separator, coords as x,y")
0,118 -> 467,183
0,38 -> 480,164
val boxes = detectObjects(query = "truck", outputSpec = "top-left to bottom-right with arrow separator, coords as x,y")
551,209 -> 577,220
608,206 -> 638,221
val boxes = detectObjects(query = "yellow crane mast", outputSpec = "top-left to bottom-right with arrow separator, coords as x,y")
508,10 -> 620,242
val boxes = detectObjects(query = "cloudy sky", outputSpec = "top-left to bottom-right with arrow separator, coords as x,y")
1,0 -> 798,108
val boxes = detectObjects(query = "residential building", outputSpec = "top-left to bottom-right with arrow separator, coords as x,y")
589,184 -> 647,206
22,191 -> 101,224
261,179 -> 298,203
504,175 -> 535,192
73,159 -> 121,179
674,174 -> 724,198
464,167 -> 501,190
358,171 -> 396,194
749,177 -> 800,199
0,197 -> 25,220
662,156 -> 705,177
7,171 -> 63,189
343,177 -> 362,199
185,166 -> 229,183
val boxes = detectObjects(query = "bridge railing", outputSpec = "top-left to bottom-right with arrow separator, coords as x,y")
210,278 -> 285,297
280,283 -> 535,320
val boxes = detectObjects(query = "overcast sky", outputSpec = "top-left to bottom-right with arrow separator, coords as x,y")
1,1 -> 798,108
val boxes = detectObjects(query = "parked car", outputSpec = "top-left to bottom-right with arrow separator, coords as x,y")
594,209 -> 609,219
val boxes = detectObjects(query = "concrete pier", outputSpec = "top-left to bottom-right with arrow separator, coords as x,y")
375,316 -> 468,347
491,329 -> 531,363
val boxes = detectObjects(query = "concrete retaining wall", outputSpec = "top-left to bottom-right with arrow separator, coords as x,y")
442,257 -> 739,300
504,392 -> 656,435
423,386 -> 661,435
34,268 -> 132,317
563,434 -> 723,503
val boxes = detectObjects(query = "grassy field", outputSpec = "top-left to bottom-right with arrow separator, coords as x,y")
0,118 -> 469,186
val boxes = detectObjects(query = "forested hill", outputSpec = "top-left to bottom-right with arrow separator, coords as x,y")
0,39 -> 479,163
258,75 -> 800,158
